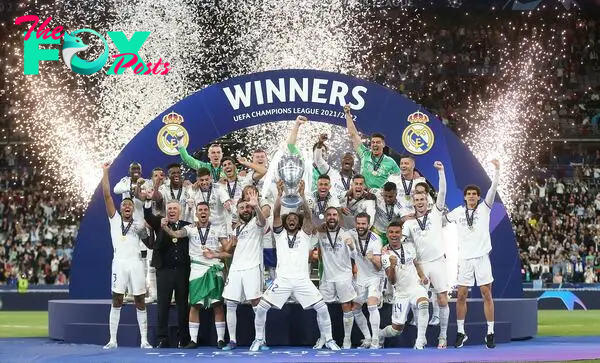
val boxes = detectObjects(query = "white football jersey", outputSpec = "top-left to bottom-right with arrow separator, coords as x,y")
381,240 -> 422,296
315,228 -> 353,283
230,217 -> 266,271
109,212 -> 145,260
446,203 -> 492,259
403,207 -> 445,262
348,230 -> 384,284
273,228 -> 312,279
184,223 -> 227,266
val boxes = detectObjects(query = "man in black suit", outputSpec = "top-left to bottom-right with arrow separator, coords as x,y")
143,196 -> 191,348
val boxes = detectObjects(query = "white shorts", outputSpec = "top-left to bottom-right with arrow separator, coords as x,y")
319,279 -> 357,303
263,276 -> 322,309
354,278 -> 383,304
420,257 -> 449,293
222,265 -> 263,302
391,285 -> 428,325
457,255 -> 494,287
112,258 -> 146,296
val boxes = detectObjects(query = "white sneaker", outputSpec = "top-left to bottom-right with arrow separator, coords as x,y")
414,340 -> 426,350
358,338 -> 371,349
249,338 -> 266,352
103,340 -> 118,349
428,316 -> 440,326
140,341 -> 153,349
312,336 -> 326,349
342,338 -> 351,349
437,337 -> 447,349
325,339 -> 341,351
369,339 -> 380,349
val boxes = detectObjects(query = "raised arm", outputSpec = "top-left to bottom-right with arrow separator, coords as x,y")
237,156 -> 267,181
343,104 -> 362,151
143,200 -> 162,231
101,163 -> 116,218
175,138 -> 203,170
313,147 -> 331,175
248,188 -> 266,227
434,161 -> 446,210
113,176 -> 130,195
298,180 -> 313,234
287,116 -> 307,151
485,159 -> 500,207
273,180 -> 284,229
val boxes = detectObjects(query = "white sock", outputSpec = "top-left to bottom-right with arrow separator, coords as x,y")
136,308 -> 148,343
215,321 -> 226,342
367,305 -> 380,342
417,302 -> 428,344
314,301 -> 333,340
457,319 -> 465,334
189,322 -> 199,343
254,302 -> 270,340
148,267 -> 157,298
380,325 -> 401,338
487,321 -> 494,335
109,306 -> 121,342
226,301 -> 238,343
342,311 -> 354,342
432,297 -> 440,318
439,305 -> 449,339
352,308 -> 371,340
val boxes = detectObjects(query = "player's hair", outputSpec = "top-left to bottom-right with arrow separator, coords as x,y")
208,144 -> 222,150
167,163 -> 181,171
371,132 -> 385,141
414,182 -> 430,194
355,212 -> 371,224
387,220 -> 404,230
197,167 -> 211,178
383,182 -> 397,192
152,167 -> 163,173
282,213 -> 304,230
121,197 -> 134,205
166,201 -> 182,211
325,206 -> 338,214
463,184 -> 481,196
129,162 -> 141,170
221,156 -> 236,166
253,148 -> 266,154
342,152 -> 354,159
399,154 -> 415,162
352,174 -> 365,182
318,174 -> 331,181
196,202 -> 209,210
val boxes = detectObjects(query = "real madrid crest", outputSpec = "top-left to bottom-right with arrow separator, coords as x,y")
402,111 -> 434,155
157,112 -> 190,156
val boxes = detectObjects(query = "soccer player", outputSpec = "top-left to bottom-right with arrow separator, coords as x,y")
100,162 -> 151,349
313,206 -> 356,349
221,188 -> 267,350
347,212 -> 384,348
388,155 -> 427,211
343,104 -> 400,189
341,175 -> 376,229
176,139 -> 226,181
446,159 -> 500,349
306,174 -> 341,225
187,168 -> 233,232
163,202 -> 229,349
313,137 -> 356,203
378,221 -> 429,350
403,161 -> 450,348
152,163 -> 191,219
250,180 -> 341,352
371,182 -> 403,245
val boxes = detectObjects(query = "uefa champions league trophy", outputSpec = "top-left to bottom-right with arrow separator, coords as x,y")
277,154 -> 305,208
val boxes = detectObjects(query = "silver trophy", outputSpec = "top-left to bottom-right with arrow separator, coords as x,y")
277,154 -> 305,208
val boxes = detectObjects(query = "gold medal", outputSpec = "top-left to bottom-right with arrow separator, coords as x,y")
468,225 -> 474,231
318,213 -> 324,219
405,195 -> 410,201
121,235 -> 126,241
172,238 -> 178,243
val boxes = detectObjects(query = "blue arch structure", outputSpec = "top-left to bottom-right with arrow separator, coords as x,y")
70,69 -> 522,299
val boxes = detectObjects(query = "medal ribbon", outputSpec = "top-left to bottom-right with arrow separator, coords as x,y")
347,195 -> 364,210
341,173 -> 352,191
316,192 -> 329,217
465,204 -> 478,229
170,185 -> 182,201
372,154 -> 384,172
227,179 -> 238,199
198,223 -> 211,246
236,223 -> 248,237
401,176 -> 413,197
416,211 -> 429,231
385,203 -> 395,222
121,219 -> 133,237
390,244 -> 406,265
202,185 -> 213,203
358,232 -> 371,257
326,228 -> 341,250
287,231 -> 298,248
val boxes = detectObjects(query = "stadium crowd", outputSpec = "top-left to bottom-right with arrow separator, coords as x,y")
0,11 -> 599,286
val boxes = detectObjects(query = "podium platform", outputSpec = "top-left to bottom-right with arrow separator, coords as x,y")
49,298 -> 537,348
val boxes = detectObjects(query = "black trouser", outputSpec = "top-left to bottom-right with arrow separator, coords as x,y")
156,266 -> 190,345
